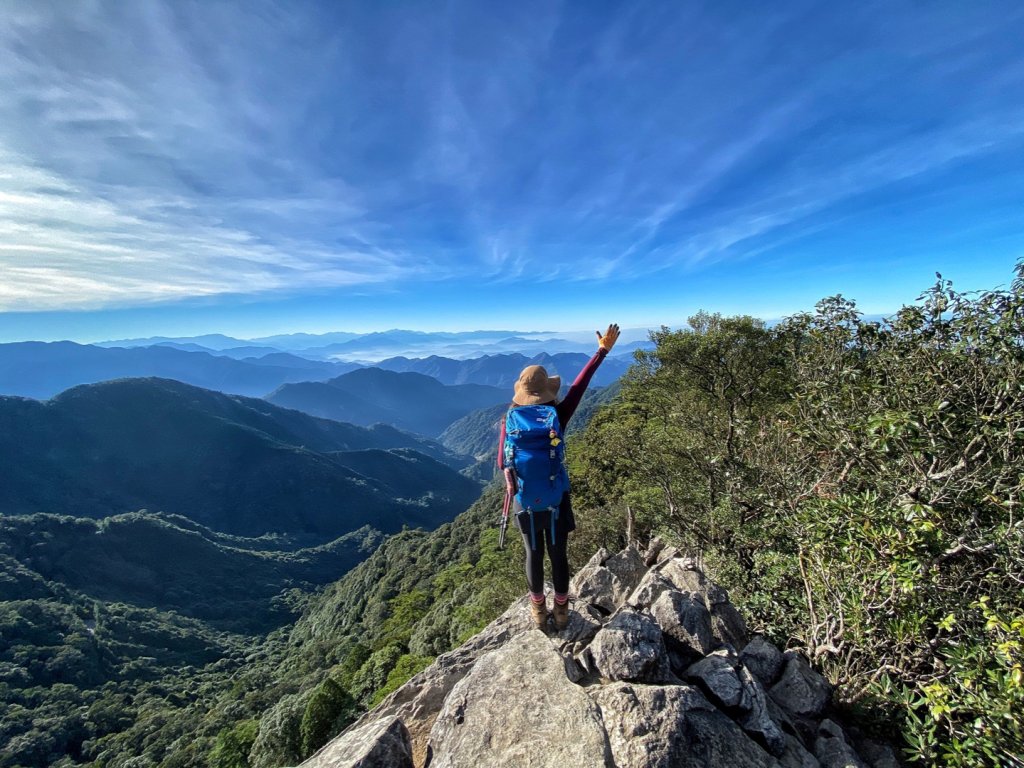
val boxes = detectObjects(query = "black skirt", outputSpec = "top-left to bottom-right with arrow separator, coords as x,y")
512,492 -> 576,538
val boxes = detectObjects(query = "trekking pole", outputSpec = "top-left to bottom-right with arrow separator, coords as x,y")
498,488 -> 511,550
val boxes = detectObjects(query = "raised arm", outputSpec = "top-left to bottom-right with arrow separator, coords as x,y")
557,323 -> 620,427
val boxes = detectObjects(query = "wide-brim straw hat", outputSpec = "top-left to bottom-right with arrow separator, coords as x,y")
513,365 -> 561,405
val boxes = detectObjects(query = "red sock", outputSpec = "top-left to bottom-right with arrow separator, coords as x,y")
530,592 -> 545,604
554,592 -> 568,605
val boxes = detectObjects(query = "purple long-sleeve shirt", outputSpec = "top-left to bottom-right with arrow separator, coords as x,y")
496,348 -> 608,470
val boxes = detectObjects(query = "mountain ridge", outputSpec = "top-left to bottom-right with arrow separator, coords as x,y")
0,377 -> 479,539
267,368 -> 507,438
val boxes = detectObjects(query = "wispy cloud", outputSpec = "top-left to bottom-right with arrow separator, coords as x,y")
0,1 -> 1022,316
0,148 -> 417,310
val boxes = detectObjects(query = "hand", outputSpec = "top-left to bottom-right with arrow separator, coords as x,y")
596,323 -> 620,353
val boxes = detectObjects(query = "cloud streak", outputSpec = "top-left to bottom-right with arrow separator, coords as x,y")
0,0 -> 1022,315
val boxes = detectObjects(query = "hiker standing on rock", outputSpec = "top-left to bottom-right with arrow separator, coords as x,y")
498,323 -> 620,631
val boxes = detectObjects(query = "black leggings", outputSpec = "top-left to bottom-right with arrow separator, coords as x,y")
520,514 -> 570,595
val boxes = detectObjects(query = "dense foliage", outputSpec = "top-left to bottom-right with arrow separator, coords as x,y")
568,267 -> 1024,765
0,489 -> 520,768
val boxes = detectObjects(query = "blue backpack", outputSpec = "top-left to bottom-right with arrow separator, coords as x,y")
504,405 -> 569,548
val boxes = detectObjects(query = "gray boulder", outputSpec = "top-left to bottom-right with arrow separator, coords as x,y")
590,682 -> 782,768
650,588 -> 715,657
780,733 -> 820,768
589,609 -> 674,683
626,568 -> 677,610
643,536 -> 667,565
816,719 -> 868,768
737,666 -> 787,757
427,631 -> 612,768
711,601 -> 750,649
602,544 -> 648,600
685,650 -> 744,710
657,558 -> 748,648
571,561 -> 621,614
740,635 -> 784,686
770,653 -> 832,719
339,596 -> 534,765
299,716 -> 412,768
660,558 -> 730,605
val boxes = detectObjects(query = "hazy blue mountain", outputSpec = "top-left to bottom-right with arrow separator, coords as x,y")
376,351 -> 630,388
0,378 -> 479,539
243,352 -> 358,372
267,368 -> 507,437
96,333 -> 250,350
438,403 -> 508,461
201,344 -> 285,359
89,329 -> 654,363
0,341 -> 347,399
149,342 -> 318,360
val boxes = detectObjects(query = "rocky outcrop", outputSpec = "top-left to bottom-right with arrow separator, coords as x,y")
427,631 -> 612,767
299,716 -> 413,768
301,542 -> 889,768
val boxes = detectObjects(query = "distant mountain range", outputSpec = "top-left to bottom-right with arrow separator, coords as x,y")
376,351 -> 630,388
267,368 -> 508,437
0,341 -> 357,399
0,378 -> 479,540
93,328 -> 654,362
0,335 -> 644,403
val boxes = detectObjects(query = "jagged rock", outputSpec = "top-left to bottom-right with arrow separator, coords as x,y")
711,601 -> 749,649
780,733 -> 820,768
590,682 -> 782,768
602,544 -> 648,600
553,601 -> 602,650
741,635 -> 784,686
626,568 -> 676,609
339,596 -> 533,766
299,715 -> 412,768
685,650 -> 745,710
737,666 -> 787,757
643,536 -> 667,565
309,545 -> 883,768
427,631 -> 612,768
589,608 -> 674,683
770,653 -> 832,719
650,588 -> 714,657
660,558 -> 730,605
858,739 -> 899,768
656,559 -> 748,649
587,547 -> 611,568
571,562 -> 621,613
816,719 -> 868,768
655,545 -> 682,565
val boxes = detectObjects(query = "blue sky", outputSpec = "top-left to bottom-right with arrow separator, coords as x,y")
0,1 -> 1022,343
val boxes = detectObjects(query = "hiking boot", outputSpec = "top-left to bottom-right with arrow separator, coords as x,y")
529,598 -> 549,629
552,599 -> 570,631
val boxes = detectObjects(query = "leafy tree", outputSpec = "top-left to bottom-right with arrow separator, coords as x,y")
299,678 -> 355,757
211,719 -> 259,768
